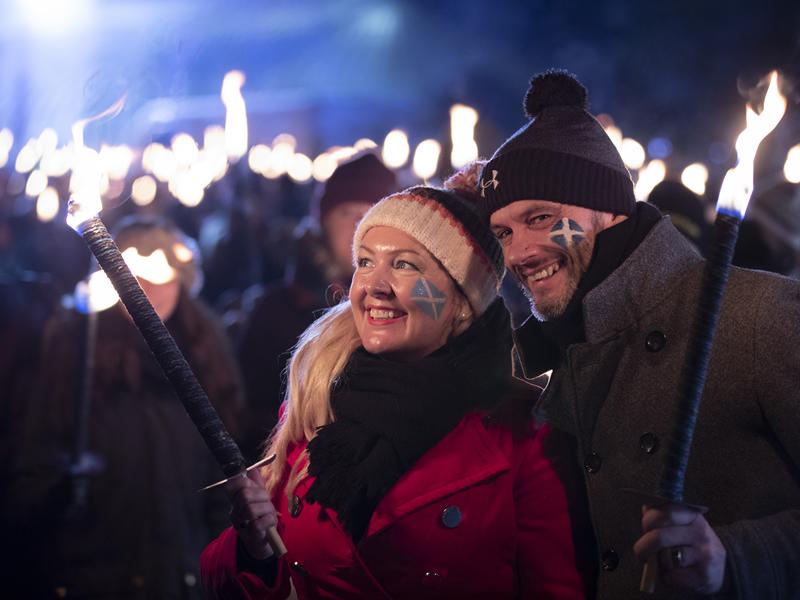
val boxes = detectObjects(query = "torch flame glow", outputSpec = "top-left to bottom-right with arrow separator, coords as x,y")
717,71 -> 787,217
450,104 -> 479,169
382,129 -> 410,169
75,247 -> 178,314
784,144 -> 800,184
412,139 -> 442,181
121,247 -> 177,284
634,159 -> 666,201
67,94 -> 127,231
221,70 -> 248,161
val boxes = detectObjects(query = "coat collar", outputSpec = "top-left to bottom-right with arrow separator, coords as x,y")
514,217 -> 702,378
582,216 -> 702,342
287,413 -> 511,541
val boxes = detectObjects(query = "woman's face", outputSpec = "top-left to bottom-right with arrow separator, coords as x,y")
350,226 -> 469,361
139,278 -> 181,322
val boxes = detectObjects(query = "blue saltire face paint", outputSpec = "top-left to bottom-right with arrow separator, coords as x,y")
550,218 -> 585,249
411,278 -> 446,320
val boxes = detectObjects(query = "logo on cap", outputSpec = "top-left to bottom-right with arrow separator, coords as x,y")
480,170 -> 500,197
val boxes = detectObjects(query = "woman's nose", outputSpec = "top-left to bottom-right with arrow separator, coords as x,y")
364,274 -> 392,297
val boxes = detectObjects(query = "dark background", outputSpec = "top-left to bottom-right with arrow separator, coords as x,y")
1,0 -> 798,174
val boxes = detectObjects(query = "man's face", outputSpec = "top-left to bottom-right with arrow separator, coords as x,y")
490,200 -> 618,321
322,201 -> 375,277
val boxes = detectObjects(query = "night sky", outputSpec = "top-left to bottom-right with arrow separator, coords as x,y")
0,0 -> 797,178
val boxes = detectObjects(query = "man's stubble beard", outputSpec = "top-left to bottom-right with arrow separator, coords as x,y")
518,235 -> 595,322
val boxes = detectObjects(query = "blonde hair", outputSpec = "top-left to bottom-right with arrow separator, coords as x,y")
261,301 -> 362,497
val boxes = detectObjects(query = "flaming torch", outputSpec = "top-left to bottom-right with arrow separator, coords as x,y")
640,71 -> 787,592
221,70 -> 248,162
66,102 -> 286,557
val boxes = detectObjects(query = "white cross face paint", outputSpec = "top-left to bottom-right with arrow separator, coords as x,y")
549,218 -> 585,249
350,226 -> 461,360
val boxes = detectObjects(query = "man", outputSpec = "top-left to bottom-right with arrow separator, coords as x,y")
237,152 -> 396,459
478,70 -> 800,599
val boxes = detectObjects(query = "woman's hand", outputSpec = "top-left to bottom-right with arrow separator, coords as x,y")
224,468 -> 278,561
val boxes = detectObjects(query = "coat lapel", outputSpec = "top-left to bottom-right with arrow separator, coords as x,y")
364,414 -> 509,539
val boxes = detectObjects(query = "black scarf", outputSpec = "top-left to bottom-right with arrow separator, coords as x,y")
517,202 -> 662,369
306,298 -> 513,541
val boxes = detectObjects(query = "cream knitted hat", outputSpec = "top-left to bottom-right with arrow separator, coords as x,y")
352,186 -> 504,316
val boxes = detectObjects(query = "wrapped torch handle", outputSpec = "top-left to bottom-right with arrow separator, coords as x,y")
76,215 -> 286,556
642,212 -> 740,593
658,212 -> 741,502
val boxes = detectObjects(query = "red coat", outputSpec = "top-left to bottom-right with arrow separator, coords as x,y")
201,410 -> 584,599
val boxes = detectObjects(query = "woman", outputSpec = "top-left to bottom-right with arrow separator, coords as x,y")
201,187 -> 584,599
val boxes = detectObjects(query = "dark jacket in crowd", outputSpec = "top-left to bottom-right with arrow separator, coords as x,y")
514,216 -> 800,599
5,291 -> 244,599
237,226 -> 348,460
0,273 -> 59,498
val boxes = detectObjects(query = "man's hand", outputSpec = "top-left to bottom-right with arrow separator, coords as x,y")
634,503 -> 727,594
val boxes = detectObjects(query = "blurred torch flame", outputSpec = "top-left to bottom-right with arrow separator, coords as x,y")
717,71 -> 786,217
634,159 -> 666,201
382,129 -> 410,169
450,104 -> 479,168
76,247 -> 178,313
221,70 -> 248,161
66,94 -> 127,230
412,139 -> 441,181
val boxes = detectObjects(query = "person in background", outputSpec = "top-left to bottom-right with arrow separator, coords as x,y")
647,180 -> 710,255
201,186 -> 585,599
236,152 -> 396,460
0,203 -> 61,518
5,216 -> 244,600
731,181 -> 799,276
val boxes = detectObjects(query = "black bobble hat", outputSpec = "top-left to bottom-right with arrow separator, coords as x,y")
479,69 -> 636,217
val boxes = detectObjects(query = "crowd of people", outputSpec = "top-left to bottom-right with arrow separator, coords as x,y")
1,69 -> 798,599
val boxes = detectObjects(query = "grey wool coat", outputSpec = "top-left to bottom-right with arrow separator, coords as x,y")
514,216 -> 800,600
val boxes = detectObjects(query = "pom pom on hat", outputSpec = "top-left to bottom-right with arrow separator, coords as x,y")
524,69 -> 588,118
443,159 -> 486,203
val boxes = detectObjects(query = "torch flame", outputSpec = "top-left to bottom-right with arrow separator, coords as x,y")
450,104 -> 479,169
76,247 -> 177,314
412,139 -> 442,181
121,247 -> 177,285
221,70 -> 248,161
717,71 -> 787,217
66,94 -> 127,231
